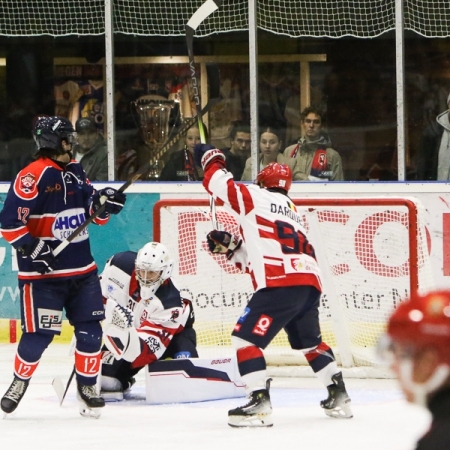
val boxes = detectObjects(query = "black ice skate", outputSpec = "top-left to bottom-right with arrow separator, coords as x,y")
1,376 -> 29,415
320,372 -> 353,418
77,383 -> 105,419
228,379 -> 273,427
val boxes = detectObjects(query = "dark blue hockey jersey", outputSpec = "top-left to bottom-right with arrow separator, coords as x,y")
0,157 -> 110,280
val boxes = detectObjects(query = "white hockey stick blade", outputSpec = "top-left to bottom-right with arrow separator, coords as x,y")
52,376 -> 65,404
186,0 -> 221,31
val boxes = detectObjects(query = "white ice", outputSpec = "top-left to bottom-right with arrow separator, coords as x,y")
0,344 -> 430,450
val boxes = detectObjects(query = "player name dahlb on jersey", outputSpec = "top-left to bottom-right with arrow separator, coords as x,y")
270,203 -> 302,225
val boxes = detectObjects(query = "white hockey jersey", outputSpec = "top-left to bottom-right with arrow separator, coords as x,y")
203,164 -> 322,293
100,251 -> 194,368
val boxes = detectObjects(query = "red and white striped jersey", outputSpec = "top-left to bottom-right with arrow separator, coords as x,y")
203,163 -> 322,293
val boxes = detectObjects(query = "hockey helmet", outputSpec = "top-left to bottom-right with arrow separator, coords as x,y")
135,242 -> 174,292
34,116 -> 77,154
255,162 -> 292,193
386,290 -> 450,364
378,290 -> 450,404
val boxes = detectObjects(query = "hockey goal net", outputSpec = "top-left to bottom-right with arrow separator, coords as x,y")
153,197 -> 434,371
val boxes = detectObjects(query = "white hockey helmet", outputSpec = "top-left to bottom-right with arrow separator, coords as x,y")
135,242 -> 174,291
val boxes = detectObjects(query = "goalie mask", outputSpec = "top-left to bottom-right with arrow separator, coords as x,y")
135,242 -> 174,295
378,290 -> 450,404
34,116 -> 77,156
255,162 -> 292,193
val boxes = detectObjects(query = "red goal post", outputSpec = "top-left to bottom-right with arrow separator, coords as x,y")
153,197 -> 434,372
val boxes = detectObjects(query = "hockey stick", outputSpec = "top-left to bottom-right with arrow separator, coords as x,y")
52,100 -> 218,257
52,367 -> 75,406
186,0 -> 223,229
52,335 -> 77,405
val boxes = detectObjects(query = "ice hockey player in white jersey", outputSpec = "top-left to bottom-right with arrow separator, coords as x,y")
197,145 -> 353,427
99,242 -> 197,400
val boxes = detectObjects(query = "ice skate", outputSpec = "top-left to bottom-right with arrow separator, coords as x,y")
320,372 -> 353,418
77,383 -> 105,419
1,376 -> 29,415
228,379 -> 273,427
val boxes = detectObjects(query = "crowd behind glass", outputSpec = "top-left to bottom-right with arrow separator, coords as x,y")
0,30 -> 449,184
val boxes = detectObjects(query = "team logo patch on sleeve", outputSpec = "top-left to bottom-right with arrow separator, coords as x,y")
16,172 -> 38,198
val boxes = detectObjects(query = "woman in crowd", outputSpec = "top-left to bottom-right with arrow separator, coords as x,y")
159,124 -> 203,181
241,125 -> 300,181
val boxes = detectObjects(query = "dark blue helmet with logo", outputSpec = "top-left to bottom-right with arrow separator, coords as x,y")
34,116 -> 76,155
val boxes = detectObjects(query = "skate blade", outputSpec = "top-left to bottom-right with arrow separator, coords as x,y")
228,413 -> 273,428
79,403 -> 102,419
323,403 -> 353,419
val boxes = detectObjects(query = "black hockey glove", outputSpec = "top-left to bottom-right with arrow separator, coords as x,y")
95,188 -> 127,215
206,230 -> 242,260
20,239 -> 57,274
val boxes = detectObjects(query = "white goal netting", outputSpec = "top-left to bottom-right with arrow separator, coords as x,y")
154,197 -> 434,371
1,1 -> 450,38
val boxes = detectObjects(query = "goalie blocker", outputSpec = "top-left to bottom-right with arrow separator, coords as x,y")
145,357 -> 245,404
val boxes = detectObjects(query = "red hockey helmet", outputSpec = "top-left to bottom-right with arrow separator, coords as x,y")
255,162 -> 292,192
387,290 -> 450,363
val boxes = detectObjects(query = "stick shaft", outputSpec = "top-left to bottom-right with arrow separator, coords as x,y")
53,103 -> 215,257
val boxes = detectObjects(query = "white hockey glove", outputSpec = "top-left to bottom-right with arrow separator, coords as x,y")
207,230 -> 242,260
103,299 -> 140,362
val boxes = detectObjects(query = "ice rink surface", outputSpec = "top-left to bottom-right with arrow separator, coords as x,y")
0,344 -> 430,450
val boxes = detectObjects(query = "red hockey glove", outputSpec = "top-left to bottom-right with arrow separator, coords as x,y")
207,230 -> 242,260
200,149 -> 226,172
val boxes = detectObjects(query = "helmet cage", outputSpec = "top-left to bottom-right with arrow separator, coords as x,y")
135,242 -> 174,289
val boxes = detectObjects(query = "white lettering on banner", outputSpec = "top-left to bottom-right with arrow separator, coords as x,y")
11,247 -> 17,271
0,247 -> 5,267
0,286 -> 20,303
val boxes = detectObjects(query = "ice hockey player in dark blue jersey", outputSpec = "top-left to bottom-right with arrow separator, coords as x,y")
0,116 -> 126,418
99,242 -> 198,400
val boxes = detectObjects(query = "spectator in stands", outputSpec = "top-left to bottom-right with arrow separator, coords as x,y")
221,120 -> 251,180
241,125 -> 300,181
73,117 -> 108,181
159,123 -> 202,181
417,93 -> 450,180
283,106 -> 344,181
380,290 -> 450,449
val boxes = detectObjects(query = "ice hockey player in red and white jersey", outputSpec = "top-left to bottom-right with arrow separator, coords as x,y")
99,242 -> 198,400
197,145 -> 353,427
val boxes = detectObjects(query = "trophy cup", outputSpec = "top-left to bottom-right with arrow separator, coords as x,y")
133,93 -> 174,179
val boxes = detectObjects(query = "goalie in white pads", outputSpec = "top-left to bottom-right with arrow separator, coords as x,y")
197,145 -> 353,427
100,242 -> 198,400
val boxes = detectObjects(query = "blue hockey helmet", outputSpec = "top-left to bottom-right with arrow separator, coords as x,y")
34,116 -> 77,154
